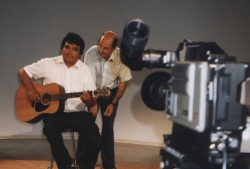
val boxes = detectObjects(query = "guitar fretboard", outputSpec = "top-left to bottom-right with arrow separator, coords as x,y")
51,92 -> 83,101
48,90 -> 107,101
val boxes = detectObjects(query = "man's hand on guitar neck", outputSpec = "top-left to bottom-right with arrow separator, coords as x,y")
80,91 -> 97,116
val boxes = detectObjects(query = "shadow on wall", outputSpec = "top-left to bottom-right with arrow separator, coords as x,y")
128,69 -> 172,134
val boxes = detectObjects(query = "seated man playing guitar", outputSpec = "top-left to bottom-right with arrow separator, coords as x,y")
17,32 -> 101,169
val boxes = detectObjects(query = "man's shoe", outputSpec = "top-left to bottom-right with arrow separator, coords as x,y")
67,163 -> 80,169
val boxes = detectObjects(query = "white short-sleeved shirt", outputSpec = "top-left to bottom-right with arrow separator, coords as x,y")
24,55 -> 96,112
84,45 -> 132,89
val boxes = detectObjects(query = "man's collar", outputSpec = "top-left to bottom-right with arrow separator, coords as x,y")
106,53 -> 115,62
108,55 -> 114,62
57,55 -> 64,63
97,55 -> 114,62
57,55 -> 81,68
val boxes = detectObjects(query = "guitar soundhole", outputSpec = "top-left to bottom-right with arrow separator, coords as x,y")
42,93 -> 51,105
34,93 -> 51,112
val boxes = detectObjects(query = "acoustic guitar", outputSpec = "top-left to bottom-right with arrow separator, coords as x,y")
15,82 -> 110,123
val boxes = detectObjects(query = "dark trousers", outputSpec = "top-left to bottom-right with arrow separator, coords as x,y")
97,88 -> 118,169
43,111 -> 101,169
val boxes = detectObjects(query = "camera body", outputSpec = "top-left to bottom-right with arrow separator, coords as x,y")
163,61 -> 250,169
120,19 -> 250,169
167,61 -> 249,133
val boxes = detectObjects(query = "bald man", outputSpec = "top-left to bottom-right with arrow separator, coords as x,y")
84,31 -> 132,169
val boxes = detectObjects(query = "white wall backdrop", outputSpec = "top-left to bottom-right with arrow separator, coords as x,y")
1,0 -> 250,146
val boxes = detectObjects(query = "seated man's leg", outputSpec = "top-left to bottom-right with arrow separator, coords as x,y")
43,114 -> 73,169
70,112 -> 101,168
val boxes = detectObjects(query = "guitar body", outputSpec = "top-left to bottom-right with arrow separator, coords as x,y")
15,83 -> 65,123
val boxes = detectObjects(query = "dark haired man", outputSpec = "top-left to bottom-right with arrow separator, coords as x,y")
18,32 -> 101,169
84,31 -> 132,169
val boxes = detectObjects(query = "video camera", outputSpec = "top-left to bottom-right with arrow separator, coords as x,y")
120,19 -> 250,169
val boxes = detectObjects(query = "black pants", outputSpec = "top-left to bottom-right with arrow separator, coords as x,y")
97,88 -> 118,169
43,111 -> 101,169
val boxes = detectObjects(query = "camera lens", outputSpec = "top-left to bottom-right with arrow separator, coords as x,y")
120,19 -> 150,70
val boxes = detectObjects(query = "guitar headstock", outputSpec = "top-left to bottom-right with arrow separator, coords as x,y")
94,88 -> 111,98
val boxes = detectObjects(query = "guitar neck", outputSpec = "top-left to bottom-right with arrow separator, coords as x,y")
50,90 -> 103,101
51,92 -> 83,101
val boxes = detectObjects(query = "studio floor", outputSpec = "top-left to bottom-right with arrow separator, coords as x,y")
0,138 -> 162,168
